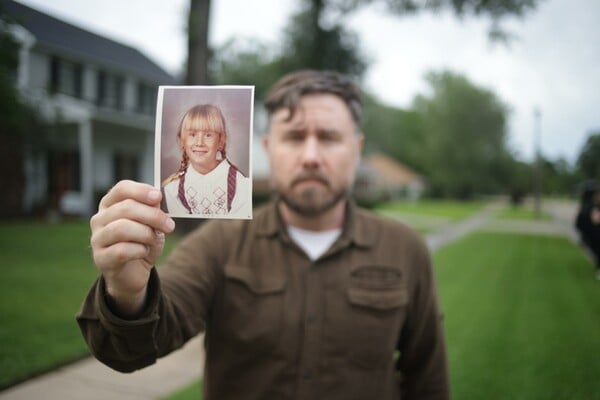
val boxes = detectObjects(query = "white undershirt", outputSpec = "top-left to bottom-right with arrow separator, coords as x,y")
287,226 -> 342,261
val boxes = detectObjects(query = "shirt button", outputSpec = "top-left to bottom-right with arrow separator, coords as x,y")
303,371 -> 312,380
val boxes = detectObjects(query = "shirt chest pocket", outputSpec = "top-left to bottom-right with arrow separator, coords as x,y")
221,264 -> 286,352
341,265 -> 408,369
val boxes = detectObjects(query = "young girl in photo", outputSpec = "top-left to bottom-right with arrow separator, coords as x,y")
161,104 -> 250,217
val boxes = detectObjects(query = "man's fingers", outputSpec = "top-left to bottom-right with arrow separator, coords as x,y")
92,242 -> 150,271
91,198 -> 175,234
99,180 -> 162,211
91,218 -> 160,250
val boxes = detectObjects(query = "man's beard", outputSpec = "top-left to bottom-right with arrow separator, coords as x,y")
276,172 -> 349,217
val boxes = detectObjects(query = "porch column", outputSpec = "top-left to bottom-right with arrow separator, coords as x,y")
78,119 -> 94,217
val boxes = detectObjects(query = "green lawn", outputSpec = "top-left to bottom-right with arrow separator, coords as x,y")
0,220 -> 180,389
434,232 -> 600,399
376,199 -> 487,233
165,380 -> 202,400
4,218 -> 598,400
496,205 -> 552,221
377,199 -> 486,220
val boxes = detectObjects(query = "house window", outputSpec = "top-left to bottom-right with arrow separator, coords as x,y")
49,57 -> 83,98
96,70 -> 124,110
113,153 -> 140,182
136,83 -> 156,115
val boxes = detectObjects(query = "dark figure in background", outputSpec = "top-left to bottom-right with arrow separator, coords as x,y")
575,181 -> 600,280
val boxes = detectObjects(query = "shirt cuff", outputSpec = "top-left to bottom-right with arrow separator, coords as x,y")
95,267 -> 161,330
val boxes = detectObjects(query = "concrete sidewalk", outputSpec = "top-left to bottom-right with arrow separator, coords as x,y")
0,335 -> 204,400
0,200 -> 578,400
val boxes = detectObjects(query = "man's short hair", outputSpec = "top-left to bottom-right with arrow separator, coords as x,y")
264,70 -> 363,126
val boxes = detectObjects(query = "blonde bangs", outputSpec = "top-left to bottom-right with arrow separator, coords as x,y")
181,105 -> 226,135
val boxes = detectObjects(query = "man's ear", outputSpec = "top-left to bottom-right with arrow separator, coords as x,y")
357,133 -> 365,154
262,134 -> 270,153
355,133 -> 365,165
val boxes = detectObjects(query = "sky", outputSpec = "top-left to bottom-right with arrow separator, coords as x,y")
16,0 -> 600,164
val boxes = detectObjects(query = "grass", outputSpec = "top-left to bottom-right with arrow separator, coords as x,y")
375,199 -> 487,233
164,380 -> 202,400
434,232 -> 600,399
376,199 -> 486,220
0,219 -> 180,389
5,213 -> 598,399
496,205 -> 552,221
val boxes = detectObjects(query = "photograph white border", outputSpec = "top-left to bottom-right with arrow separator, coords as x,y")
154,85 -> 254,219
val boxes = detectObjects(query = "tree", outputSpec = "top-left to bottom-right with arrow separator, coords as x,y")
413,70 -> 513,199
0,12 -> 46,216
189,0 -> 541,90
539,156 -> 578,196
186,0 -> 211,84
576,131 -> 600,181
362,96 -> 426,171
210,39 -> 285,100
279,0 -> 368,78
325,0 -> 540,41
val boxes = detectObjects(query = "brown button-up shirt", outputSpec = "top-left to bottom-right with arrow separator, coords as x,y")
77,200 -> 449,400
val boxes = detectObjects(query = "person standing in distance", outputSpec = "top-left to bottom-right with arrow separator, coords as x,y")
78,70 -> 450,400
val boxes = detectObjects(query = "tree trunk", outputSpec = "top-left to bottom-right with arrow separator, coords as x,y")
186,0 -> 211,84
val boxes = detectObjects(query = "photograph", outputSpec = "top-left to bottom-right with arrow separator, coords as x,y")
155,85 -> 254,219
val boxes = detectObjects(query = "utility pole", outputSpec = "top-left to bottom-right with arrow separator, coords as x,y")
533,107 -> 542,219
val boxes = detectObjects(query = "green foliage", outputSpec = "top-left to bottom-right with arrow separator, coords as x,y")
576,131 -> 600,181
210,39 -> 284,101
326,0 -> 541,41
0,14 -> 47,216
538,155 -> 580,196
413,70 -> 514,198
435,232 -> 600,399
362,95 -> 427,172
0,13 -> 26,135
278,0 -> 368,78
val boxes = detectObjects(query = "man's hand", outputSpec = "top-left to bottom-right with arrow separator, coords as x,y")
90,180 -> 175,316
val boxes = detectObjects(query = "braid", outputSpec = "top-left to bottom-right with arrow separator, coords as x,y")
162,152 -> 189,186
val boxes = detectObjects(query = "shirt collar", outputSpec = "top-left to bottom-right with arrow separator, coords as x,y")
256,198 -> 377,249
186,159 -> 228,178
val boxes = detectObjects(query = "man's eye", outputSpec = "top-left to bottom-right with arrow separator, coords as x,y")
285,132 -> 304,141
320,133 -> 339,142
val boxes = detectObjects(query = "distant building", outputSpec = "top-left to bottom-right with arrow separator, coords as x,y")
1,0 -> 176,216
356,153 -> 425,203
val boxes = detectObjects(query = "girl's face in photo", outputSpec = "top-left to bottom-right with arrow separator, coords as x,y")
180,112 -> 225,174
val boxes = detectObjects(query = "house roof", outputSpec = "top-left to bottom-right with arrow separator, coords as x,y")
1,0 -> 176,83
364,153 -> 423,186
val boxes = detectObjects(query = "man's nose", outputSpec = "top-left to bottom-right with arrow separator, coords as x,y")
301,136 -> 322,168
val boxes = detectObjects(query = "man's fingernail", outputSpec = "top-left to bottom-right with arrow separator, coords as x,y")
148,189 -> 161,202
165,218 -> 175,231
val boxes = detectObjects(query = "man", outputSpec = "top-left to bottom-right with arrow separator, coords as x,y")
77,70 -> 449,399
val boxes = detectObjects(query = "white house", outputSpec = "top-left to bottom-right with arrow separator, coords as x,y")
1,0 -> 177,216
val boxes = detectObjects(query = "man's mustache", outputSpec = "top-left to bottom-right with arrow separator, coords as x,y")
291,172 -> 330,187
